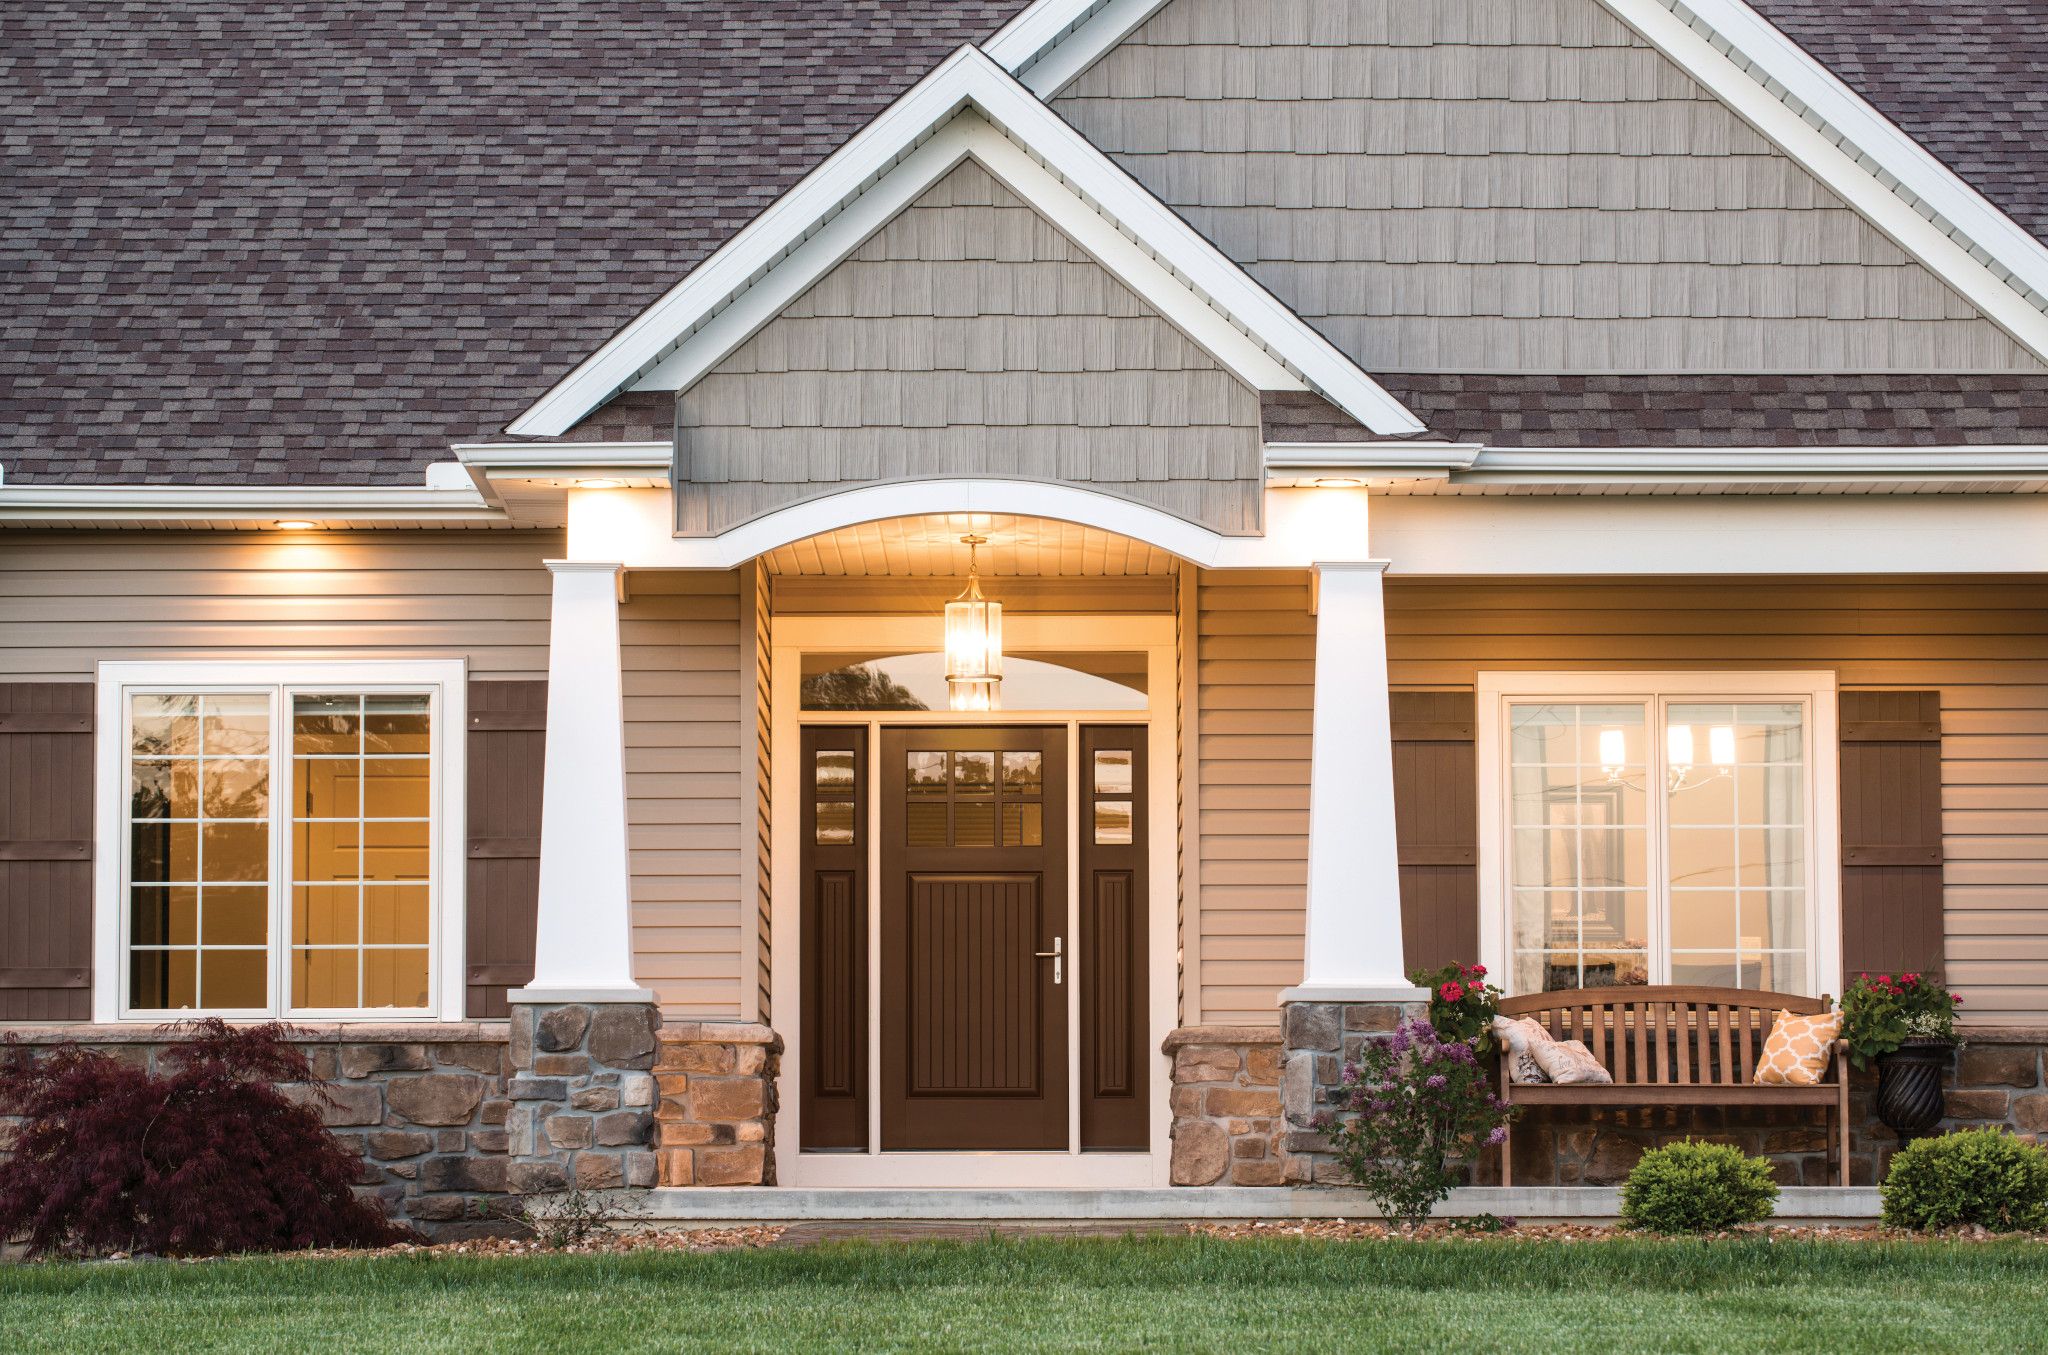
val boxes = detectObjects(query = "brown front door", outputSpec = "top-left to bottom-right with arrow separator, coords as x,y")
879,727 -> 1068,1150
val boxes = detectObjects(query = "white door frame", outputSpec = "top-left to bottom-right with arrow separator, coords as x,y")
769,613 -> 1176,1187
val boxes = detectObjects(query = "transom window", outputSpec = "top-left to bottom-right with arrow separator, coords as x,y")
1478,672 -> 1840,999
101,663 -> 465,1020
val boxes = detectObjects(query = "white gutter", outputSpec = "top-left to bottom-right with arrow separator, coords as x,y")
1263,442 -> 2048,487
0,478 -> 500,524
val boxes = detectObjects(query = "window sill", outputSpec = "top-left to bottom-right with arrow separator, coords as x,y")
0,1019 -> 510,1043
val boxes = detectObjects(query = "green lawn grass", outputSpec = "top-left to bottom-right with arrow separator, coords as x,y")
4,1234 -> 2045,1354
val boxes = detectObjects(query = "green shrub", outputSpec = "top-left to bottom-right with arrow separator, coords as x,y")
1619,1141 -> 1779,1233
1881,1128 -> 2048,1232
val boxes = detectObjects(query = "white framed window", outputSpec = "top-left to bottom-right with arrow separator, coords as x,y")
93,661 -> 467,1022
1476,671 -> 1840,999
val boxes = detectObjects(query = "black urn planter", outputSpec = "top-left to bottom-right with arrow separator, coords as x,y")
1874,1037 -> 1956,1144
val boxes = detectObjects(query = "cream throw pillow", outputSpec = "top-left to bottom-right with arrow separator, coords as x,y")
1756,1009 -> 1844,1086
1491,1015 -> 1553,1085
1532,1037 -> 1613,1085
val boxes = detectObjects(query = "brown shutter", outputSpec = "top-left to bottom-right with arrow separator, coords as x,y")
1391,690 -> 1478,974
0,684 -> 94,1020
1839,689 -> 1945,982
465,680 -> 546,1018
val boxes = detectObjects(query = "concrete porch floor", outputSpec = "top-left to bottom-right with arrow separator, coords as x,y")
636,1186 -> 1882,1230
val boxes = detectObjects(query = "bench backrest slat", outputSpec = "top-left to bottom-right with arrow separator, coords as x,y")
1498,986 -> 1830,1087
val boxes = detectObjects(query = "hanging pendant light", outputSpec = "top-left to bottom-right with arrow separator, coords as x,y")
944,534 -> 1003,712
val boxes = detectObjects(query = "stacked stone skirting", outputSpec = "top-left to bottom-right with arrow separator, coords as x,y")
505,1003 -> 661,1197
653,1022 -> 782,1186
1164,998 -> 1430,1187
0,1023 -> 521,1238
1163,1027 -> 1286,1185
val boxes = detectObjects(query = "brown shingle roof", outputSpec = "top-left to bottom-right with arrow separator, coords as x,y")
1749,2 -> 2048,243
0,0 -> 1031,484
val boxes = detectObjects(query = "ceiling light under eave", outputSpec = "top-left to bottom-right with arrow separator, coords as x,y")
1313,476 -> 1365,488
273,519 -> 320,530
574,477 -> 628,489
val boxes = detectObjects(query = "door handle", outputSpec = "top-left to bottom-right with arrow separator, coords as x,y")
1035,936 -> 1063,986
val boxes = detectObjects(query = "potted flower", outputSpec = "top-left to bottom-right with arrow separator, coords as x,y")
1840,971 -> 1963,1143
1410,962 -> 1502,1052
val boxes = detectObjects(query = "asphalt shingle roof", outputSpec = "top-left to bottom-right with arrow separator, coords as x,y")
0,0 -> 1031,484
1749,1 -> 2048,244
8,1 -> 2048,483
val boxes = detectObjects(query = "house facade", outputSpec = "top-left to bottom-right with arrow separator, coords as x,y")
5,0 -> 2048,1229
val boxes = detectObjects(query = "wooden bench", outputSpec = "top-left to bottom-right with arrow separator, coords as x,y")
1495,986 -> 1849,1187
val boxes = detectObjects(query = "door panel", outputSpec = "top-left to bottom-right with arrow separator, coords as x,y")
880,727 -> 1067,1150
1080,725 -> 1149,1151
800,727 -> 867,1150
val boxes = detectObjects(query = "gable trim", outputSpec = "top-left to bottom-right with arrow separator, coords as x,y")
997,0 -> 2048,367
628,114 -> 1295,398
506,46 -> 1425,441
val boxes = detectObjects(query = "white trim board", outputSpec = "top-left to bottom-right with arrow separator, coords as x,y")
506,47 -> 1423,441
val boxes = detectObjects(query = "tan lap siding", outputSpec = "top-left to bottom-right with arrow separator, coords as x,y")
1381,577 -> 2048,1024
0,530 -> 557,680
1191,572 -> 2048,1026
620,569 -> 748,1016
1192,569 -> 1314,1025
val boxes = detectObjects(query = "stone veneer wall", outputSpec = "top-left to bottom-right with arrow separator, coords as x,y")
0,1023 -> 522,1239
1165,998 -> 1430,1187
505,1003 -> 661,1198
652,1021 -> 781,1186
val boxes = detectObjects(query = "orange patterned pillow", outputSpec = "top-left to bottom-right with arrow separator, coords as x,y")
1755,1009 -> 1844,1086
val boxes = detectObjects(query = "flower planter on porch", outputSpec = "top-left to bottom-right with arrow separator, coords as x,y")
1873,1037 -> 1955,1144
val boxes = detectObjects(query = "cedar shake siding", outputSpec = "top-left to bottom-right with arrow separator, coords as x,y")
675,160 -> 1266,537
1054,0 -> 2042,373
1188,570 -> 2048,1026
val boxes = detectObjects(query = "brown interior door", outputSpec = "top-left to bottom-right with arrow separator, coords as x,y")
880,726 -> 1068,1150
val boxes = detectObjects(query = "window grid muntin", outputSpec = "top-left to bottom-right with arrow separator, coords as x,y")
1503,691 -> 1814,995
125,690 -> 275,1014
289,692 -> 433,1013
118,681 -> 441,1019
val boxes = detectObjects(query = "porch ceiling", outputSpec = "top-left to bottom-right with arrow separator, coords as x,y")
759,513 -> 1180,577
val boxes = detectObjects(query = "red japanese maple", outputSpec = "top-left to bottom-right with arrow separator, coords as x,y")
0,1018 -> 409,1257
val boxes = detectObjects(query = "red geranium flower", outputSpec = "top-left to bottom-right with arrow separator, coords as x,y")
1439,981 -> 1465,1004
1469,964 -> 1487,979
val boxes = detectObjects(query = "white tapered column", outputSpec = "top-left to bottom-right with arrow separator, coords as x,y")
1280,560 -> 1426,1002
513,560 -> 654,1004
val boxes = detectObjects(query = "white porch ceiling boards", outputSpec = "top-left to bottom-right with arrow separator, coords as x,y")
758,513 -> 1178,578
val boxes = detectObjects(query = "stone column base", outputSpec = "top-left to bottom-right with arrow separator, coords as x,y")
1279,997 -> 1430,1185
1163,1027 -> 1286,1186
507,1001 -> 662,1193
653,1022 -> 782,1185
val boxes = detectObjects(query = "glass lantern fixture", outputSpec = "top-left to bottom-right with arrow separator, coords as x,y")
944,534 -> 1003,711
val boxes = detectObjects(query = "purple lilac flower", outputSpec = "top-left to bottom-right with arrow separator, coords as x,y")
1424,1073 -> 1448,1089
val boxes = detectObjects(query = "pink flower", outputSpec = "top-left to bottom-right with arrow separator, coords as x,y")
1469,964 -> 1487,979
1439,981 -> 1466,1004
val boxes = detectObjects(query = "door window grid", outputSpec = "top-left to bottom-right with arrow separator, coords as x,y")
1505,695 -> 1812,994
904,749 -> 1044,848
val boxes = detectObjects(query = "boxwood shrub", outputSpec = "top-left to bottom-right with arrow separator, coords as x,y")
1881,1127 -> 2048,1232
1619,1140 -> 1780,1233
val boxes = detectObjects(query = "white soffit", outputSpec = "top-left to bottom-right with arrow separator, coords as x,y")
998,0 -> 2048,364
507,45 -> 1425,440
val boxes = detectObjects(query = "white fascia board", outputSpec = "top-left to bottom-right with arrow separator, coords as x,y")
632,115 -> 1296,396
1656,1 -> 2048,311
987,0 -> 1166,97
1457,445 -> 2048,484
452,442 -> 672,473
1265,442 -> 1484,472
510,45 -> 1424,439
1606,0 -> 2048,361
0,482 -> 497,524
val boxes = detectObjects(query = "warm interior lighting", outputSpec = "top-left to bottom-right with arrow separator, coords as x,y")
1709,724 -> 1737,768
1666,723 -> 1695,774
943,534 -> 1003,712
273,519 -> 319,530
1598,726 -> 1627,775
